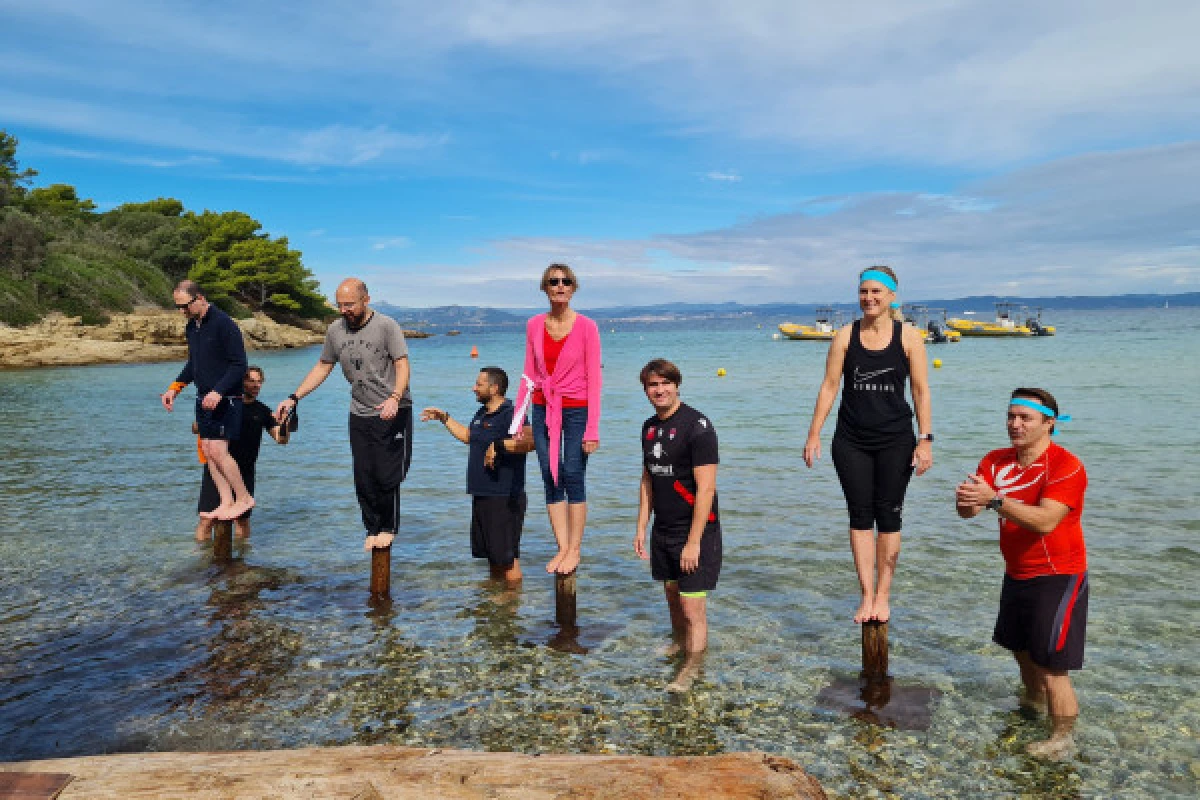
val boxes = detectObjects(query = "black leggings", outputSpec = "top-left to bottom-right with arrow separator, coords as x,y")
831,435 -> 915,533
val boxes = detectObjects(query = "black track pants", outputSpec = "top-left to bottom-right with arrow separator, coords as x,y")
348,408 -> 413,536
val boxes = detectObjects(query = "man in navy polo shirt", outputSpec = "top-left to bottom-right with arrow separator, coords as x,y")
421,367 -> 532,583
161,280 -> 251,522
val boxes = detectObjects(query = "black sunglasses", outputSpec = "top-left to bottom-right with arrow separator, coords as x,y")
174,297 -> 196,309
546,277 -> 574,287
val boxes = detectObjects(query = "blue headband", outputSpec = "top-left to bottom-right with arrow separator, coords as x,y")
860,269 -> 897,292
890,301 -> 901,309
1010,397 -> 1072,435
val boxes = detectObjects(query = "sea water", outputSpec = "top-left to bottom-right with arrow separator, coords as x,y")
1,308 -> 1197,798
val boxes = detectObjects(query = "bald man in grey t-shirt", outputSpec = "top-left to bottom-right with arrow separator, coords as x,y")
276,278 -> 413,551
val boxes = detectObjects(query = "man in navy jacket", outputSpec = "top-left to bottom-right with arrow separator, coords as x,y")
161,280 -> 252,521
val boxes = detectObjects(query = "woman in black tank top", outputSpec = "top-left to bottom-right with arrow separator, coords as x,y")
803,266 -> 933,625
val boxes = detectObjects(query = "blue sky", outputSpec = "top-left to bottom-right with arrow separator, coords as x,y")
3,0 -> 1199,306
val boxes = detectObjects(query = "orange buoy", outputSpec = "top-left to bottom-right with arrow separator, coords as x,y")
470,346 -> 479,358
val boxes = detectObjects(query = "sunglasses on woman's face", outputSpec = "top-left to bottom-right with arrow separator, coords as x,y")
546,278 -> 574,287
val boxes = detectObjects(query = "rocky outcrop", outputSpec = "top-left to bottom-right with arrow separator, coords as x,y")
0,308 -> 325,369
0,746 -> 827,799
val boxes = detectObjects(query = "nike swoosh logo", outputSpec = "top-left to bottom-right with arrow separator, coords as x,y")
854,367 -> 894,382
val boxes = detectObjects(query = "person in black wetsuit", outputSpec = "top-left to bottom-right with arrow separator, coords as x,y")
634,359 -> 722,692
803,266 -> 933,624
195,366 -> 290,542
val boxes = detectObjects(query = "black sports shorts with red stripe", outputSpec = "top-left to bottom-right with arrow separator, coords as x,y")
993,572 -> 1088,671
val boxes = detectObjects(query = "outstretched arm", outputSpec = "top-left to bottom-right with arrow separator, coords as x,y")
275,360 -> 335,422
419,407 -> 471,444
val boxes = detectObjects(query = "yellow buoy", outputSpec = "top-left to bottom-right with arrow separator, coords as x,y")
933,358 -> 942,368
470,346 -> 479,359
717,368 -> 727,377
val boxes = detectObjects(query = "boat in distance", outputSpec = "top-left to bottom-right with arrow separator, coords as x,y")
947,302 -> 1033,337
778,307 -> 845,340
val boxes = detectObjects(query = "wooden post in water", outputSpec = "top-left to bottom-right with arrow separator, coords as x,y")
861,620 -> 889,684
212,521 -> 233,562
370,547 -> 392,599
555,572 -> 577,626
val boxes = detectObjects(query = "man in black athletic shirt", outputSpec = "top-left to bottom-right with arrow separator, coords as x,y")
634,358 -> 722,692
196,366 -> 290,541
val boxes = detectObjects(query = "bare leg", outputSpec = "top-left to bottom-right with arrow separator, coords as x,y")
490,559 -> 523,585
199,441 -> 234,520
1014,651 -> 1047,712
1026,667 -> 1078,759
871,531 -> 901,622
203,439 -> 254,519
556,502 -> 587,574
544,501 -> 569,573
195,516 -> 215,543
849,528 -> 876,623
662,582 -> 687,655
666,595 -> 708,692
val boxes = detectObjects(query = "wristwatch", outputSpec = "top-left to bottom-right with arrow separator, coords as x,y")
918,433 -> 934,442
986,495 -> 1004,512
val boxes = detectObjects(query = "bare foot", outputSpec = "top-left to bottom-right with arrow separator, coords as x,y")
222,498 -> 255,520
1026,733 -> 1075,761
545,551 -> 565,574
854,595 -> 875,624
363,534 -> 378,552
871,595 -> 891,623
374,532 -> 395,549
659,641 -> 683,658
556,550 -> 580,575
204,504 -> 236,521
666,659 -> 701,693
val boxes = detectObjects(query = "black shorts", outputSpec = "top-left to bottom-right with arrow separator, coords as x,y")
198,464 -> 255,517
470,493 -> 526,566
993,572 -> 1089,671
650,524 -> 722,593
195,395 -> 243,441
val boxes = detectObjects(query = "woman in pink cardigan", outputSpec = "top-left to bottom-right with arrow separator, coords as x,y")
510,263 -> 602,575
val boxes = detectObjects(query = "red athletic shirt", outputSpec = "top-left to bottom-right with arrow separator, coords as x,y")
532,326 -> 587,407
976,442 -> 1088,579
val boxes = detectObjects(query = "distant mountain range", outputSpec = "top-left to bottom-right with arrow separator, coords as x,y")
376,292 -> 1197,331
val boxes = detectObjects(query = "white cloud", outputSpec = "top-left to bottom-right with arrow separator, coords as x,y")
6,1 -> 1199,165
353,142 -> 1200,306
370,236 -> 412,251
705,170 -> 742,182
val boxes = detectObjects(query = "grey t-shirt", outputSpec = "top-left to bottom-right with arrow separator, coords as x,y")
321,312 -> 412,417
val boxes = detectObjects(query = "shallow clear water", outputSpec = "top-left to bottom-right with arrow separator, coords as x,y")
1,308 -> 1198,798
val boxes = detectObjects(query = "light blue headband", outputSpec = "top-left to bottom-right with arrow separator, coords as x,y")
1010,397 -> 1072,435
860,269 -> 897,292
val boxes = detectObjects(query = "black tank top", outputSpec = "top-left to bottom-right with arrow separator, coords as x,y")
834,320 -> 914,447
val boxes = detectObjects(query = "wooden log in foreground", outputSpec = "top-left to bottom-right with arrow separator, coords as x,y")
555,571 -> 577,626
369,547 -> 391,599
861,620 -> 888,684
0,746 -> 826,799
212,521 -> 233,562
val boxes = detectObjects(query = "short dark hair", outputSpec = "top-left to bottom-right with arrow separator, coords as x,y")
640,358 -> 682,387
480,366 -> 508,395
174,279 -> 203,299
1012,387 -> 1059,431
246,365 -> 264,380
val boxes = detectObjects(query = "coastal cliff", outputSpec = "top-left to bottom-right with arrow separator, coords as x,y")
0,308 -> 325,369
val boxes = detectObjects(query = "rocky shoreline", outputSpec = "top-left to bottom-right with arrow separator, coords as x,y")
0,308 -> 426,369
